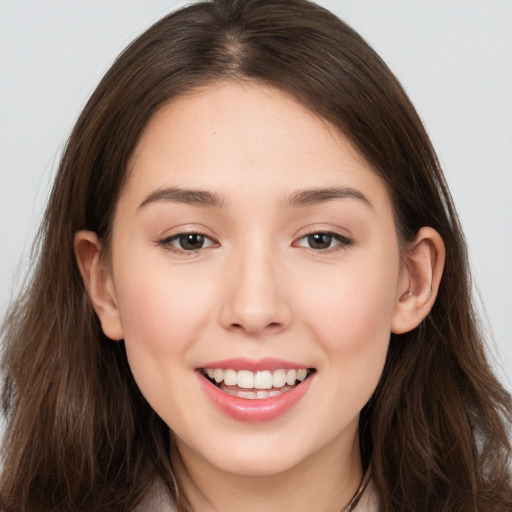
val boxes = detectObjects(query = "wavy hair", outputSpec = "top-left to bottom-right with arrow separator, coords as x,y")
1,1 -> 511,510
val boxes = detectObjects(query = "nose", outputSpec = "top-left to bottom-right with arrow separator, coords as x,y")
219,245 -> 292,336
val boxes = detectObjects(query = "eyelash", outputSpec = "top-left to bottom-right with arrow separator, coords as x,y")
157,232 -> 218,255
293,231 -> 353,253
157,230 -> 353,255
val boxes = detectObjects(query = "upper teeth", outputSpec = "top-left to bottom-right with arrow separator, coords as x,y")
204,368 -> 308,389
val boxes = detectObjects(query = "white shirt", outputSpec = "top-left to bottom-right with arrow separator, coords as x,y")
133,479 -> 379,512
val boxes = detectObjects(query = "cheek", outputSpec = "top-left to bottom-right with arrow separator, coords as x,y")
298,249 -> 400,375
298,262 -> 397,434
308,265 -> 397,328
112,258 -> 217,367
111,261 -> 219,421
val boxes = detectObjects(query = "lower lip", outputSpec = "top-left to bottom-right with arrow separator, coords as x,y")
197,372 -> 314,422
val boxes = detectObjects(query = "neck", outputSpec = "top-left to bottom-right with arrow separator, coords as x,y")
172,424 -> 363,512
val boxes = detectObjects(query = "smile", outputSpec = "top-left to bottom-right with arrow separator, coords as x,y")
201,368 -> 314,400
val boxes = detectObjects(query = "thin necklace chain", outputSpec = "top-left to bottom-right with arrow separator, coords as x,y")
340,466 -> 372,512
174,462 -> 372,512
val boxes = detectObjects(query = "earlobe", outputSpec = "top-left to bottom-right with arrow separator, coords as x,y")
74,231 -> 124,340
391,227 -> 445,334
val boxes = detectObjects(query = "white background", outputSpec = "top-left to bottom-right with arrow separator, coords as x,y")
1,0 -> 511,390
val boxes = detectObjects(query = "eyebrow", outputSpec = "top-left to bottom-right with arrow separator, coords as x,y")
139,187 -> 225,209
287,187 -> 373,209
138,185 -> 373,211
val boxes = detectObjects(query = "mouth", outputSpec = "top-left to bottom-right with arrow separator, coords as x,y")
200,367 -> 316,400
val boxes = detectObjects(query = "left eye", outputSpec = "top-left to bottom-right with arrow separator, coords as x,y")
159,233 -> 216,252
295,232 -> 351,251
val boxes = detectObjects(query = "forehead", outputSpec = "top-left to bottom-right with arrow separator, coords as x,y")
122,81 -> 392,214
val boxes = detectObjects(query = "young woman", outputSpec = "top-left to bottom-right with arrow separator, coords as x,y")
1,1 -> 511,511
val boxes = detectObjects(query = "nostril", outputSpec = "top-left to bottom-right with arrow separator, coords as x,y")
228,321 -> 282,333
262,322 -> 284,334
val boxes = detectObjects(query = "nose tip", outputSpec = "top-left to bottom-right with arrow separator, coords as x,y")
228,310 -> 285,336
219,255 -> 291,336
221,289 -> 290,336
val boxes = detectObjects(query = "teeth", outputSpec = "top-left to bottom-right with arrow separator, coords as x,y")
254,370 -> 272,389
237,370 -> 254,389
224,369 -> 237,386
238,390 -> 256,399
286,369 -> 297,385
223,386 -> 293,399
297,369 -> 308,382
272,369 -> 286,388
203,368 -> 310,390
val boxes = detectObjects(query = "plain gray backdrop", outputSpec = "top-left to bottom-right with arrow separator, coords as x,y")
1,0 -> 511,390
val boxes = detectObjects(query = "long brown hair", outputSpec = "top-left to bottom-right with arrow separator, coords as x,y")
1,1 -> 511,510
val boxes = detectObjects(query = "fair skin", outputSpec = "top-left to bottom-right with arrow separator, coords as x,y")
75,82 -> 444,512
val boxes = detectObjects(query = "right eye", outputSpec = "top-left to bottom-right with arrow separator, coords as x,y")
158,232 -> 217,253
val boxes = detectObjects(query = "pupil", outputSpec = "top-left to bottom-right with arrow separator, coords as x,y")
180,234 -> 204,250
308,233 -> 332,249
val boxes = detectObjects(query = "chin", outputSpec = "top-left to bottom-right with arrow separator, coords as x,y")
214,452 -> 304,477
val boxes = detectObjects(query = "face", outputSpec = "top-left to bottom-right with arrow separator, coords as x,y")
101,82 -> 409,478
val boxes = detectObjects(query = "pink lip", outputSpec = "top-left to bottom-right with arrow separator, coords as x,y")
197,369 -> 314,423
199,357 -> 309,372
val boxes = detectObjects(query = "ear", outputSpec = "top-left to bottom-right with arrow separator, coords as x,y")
391,227 -> 445,334
74,230 -> 124,340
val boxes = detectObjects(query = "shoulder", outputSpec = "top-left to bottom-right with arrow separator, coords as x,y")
131,482 -> 176,512
351,479 -> 379,512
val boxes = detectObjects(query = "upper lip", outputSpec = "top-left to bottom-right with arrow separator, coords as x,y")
197,357 -> 312,372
